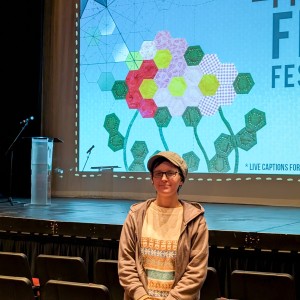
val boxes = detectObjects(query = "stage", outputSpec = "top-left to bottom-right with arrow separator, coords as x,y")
0,197 -> 299,298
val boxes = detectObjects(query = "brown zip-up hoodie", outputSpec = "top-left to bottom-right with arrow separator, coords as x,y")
118,198 -> 209,300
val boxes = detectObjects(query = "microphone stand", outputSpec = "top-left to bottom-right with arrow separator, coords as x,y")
82,146 -> 94,172
0,121 -> 29,206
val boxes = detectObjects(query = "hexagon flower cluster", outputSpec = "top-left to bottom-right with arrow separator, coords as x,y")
112,30 -> 254,119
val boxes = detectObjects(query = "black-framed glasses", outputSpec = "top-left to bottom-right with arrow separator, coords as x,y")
152,171 -> 178,179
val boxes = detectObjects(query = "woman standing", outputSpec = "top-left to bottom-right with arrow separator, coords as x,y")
118,151 -> 209,300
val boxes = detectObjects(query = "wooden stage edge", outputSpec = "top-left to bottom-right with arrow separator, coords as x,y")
0,197 -> 299,253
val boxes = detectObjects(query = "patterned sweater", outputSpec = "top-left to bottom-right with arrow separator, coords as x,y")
141,202 -> 183,299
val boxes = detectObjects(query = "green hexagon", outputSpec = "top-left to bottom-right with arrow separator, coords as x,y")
182,151 -> 200,172
168,77 -> 187,96
139,79 -> 158,99
233,73 -> 255,94
245,108 -> 266,133
97,72 -> 115,91
108,132 -> 124,152
208,154 -> 230,173
153,49 -> 172,69
198,74 -> 220,96
235,128 -> 257,151
128,160 -> 147,171
103,113 -> 120,135
154,107 -> 172,127
214,133 -> 234,157
184,45 -> 204,66
112,80 -> 128,100
126,51 -> 143,70
131,141 -> 149,160
182,106 -> 202,127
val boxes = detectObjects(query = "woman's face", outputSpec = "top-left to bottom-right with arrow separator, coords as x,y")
152,161 -> 183,196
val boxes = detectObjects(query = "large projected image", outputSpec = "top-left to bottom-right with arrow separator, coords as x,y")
79,0 -> 299,175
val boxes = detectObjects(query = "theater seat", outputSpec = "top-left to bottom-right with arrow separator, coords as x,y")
35,254 -> 89,297
200,266 -> 222,300
94,259 -> 124,300
42,279 -> 110,300
0,251 -> 40,298
0,275 -> 36,300
230,269 -> 297,300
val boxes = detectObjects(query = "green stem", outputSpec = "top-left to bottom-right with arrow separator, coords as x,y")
123,110 -> 139,171
218,107 -> 239,173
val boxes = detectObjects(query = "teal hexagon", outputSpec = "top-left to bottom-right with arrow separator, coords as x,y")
112,80 -> 128,100
182,106 -> 202,127
182,151 -> 200,172
154,107 -> 172,127
208,154 -> 230,173
214,133 -> 234,157
128,160 -> 147,171
168,77 -> 187,96
235,128 -> 257,151
98,72 -> 115,91
131,141 -> 149,160
108,132 -> 124,152
104,113 -> 120,135
245,108 -> 266,133
233,73 -> 255,94
184,45 -> 204,66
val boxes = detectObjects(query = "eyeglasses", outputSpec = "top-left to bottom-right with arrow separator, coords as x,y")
152,171 -> 179,179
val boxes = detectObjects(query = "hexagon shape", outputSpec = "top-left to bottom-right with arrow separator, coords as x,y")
97,72 -> 115,91
154,69 -> 172,88
154,107 -> 172,127
131,141 -> 149,160
126,89 -> 143,109
139,40 -> 157,60
182,106 -> 202,127
233,73 -> 255,94
198,96 -> 219,116
138,99 -> 158,118
103,113 -> 120,135
245,108 -> 266,133
214,133 -> 234,157
184,45 -> 204,66
126,51 -> 143,70
182,151 -> 200,172
198,74 -> 220,96
167,98 -> 186,117
112,80 -> 128,99
168,77 -> 187,97
128,160 -> 147,171
126,70 -> 144,90
154,49 -> 172,69
235,128 -> 257,151
208,154 -> 230,173
112,43 -> 129,62
99,13 -> 115,35
138,60 -> 158,79
139,79 -> 158,99
108,132 -> 124,152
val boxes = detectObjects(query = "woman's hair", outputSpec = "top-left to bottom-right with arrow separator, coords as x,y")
150,156 -> 184,183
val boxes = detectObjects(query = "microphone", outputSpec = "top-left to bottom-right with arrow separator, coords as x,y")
86,145 -> 95,154
20,116 -> 34,124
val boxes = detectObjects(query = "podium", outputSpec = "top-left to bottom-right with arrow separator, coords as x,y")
30,137 -> 62,205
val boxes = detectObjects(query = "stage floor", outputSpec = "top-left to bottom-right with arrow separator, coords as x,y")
0,197 -> 299,235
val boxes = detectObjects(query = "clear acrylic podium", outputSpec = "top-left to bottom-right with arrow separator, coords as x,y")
30,137 -> 62,205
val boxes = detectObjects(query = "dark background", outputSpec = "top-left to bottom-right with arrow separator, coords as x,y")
0,1 -> 44,199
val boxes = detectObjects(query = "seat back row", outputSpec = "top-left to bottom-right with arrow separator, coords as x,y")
0,251 -> 297,300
